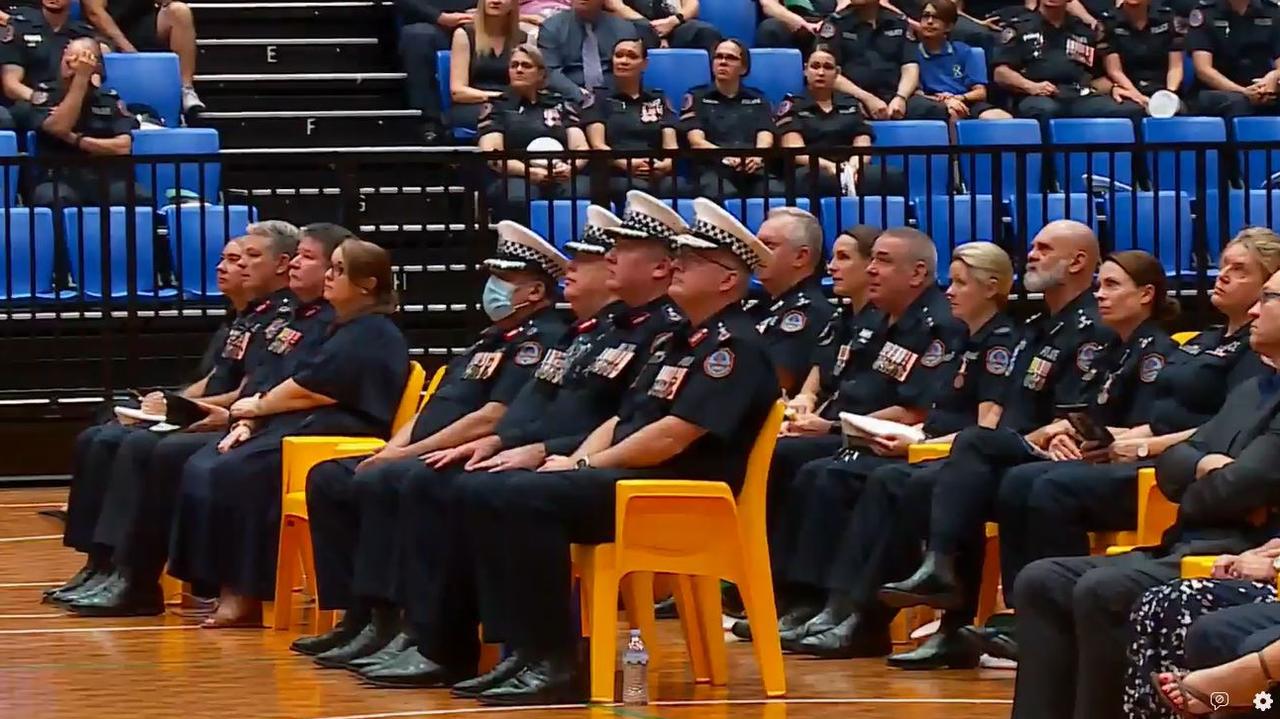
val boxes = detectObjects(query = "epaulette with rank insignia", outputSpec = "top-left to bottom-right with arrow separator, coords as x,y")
1025,312 -> 1043,325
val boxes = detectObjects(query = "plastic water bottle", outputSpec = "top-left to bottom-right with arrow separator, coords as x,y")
621,628 -> 649,705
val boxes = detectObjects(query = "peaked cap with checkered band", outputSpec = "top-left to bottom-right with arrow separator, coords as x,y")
604,190 -> 689,243
486,221 -> 569,280
672,197 -> 773,271
565,205 -> 621,256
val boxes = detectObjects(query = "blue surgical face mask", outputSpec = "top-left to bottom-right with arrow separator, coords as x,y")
482,276 -> 519,321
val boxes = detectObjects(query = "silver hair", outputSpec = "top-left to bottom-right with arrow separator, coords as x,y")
765,206 -> 824,271
246,220 -> 301,257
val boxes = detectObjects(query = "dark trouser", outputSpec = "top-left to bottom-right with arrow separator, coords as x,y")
460,469 -> 523,643
995,460 -> 1141,606
765,434 -> 843,541
1195,89 -> 1280,119
754,18 -> 816,51
487,173 -> 592,223
92,428 -> 162,554
1185,602 -> 1280,669
1011,552 -> 1181,719
304,456 -> 366,611
780,163 -> 907,199
64,423 -> 135,556
1014,93 -> 1146,132
696,165 -> 774,199
398,22 -> 451,123
632,18 -> 723,52
928,426 -> 1036,555
113,431 -> 218,584
605,172 -> 695,205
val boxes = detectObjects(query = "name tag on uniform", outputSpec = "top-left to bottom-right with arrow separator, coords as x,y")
1023,356 -> 1054,391
1258,17 -> 1273,25
23,34 -> 42,44
590,343 -> 637,379
223,328 -> 250,360
872,341 -> 919,382
1151,22 -> 1169,33
534,349 -> 568,385
834,343 -> 852,375
464,350 -> 503,380
268,327 -> 302,355
884,28 -> 903,36
648,365 -> 688,400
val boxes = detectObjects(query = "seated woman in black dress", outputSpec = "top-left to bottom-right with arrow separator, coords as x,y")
168,238 -> 410,628
449,0 -> 527,130
583,38 -> 691,202
479,44 -> 590,223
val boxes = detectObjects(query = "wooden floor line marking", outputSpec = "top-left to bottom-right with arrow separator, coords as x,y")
0,624 -> 200,635
0,503 -> 64,509
0,534 -> 62,543
0,581 -> 62,588
0,613 -> 64,618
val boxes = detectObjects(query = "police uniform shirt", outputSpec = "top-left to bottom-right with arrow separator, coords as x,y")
286,313 -> 411,437
205,289 -> 296,396
677,83 -> 774,148
786,0 -> 839,21
476,90 -> 581,150
193,311 -> 237,385
812,303 -> 884,398
242,300 -> 336,396
624,0 -> 680,20
24,81 -> 139,157
921,312 -> 1018,437
1081,319 -> 1176,427
581,88 -> 676,151
1148,324 -> 1267,435
1098,5 -> 1184,89
0,11 -> 96,88
918,40 -> 988,96
818,9 -> 918,97
774,92 -> 875,154
829,285 -> 969,418
1186,0 -> 1280,86
612,303 -> 779,490
996,290 -> 1116,433
409,308 -> 570,443
754,275 -> 835,386
993,13 -> 1103,89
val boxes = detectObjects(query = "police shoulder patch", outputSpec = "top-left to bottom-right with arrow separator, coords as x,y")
703,348 -> 735,378
1139,353 -> 1166,383
681,92 -> 694,112
1076,341 -> 1102,371
985,345 -> 1012,375
1189,8 -> 1203,26
920,339 -> 946,368
478,102 -> 492,121
820,20 -> 836,38
1001,25 -> 1017,43
514,341 -> 544,366
780,309 -> 808,333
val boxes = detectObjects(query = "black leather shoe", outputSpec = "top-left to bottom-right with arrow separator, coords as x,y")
67,580 -> 163,617
451,651 -> 526,698
654,597 -> 678,619
51,570 -> 119,606
360,646 -> 461,688
793,612 -> 892,658
887,629 -> 980,670
44,564 -> 96,599
478,658 -> 584,706
878,552 -> 964,610
313,622 -> 395,669
777,603 -> 821,636
730,619 -> 752,640
780,595 -> 856,644
290,619 -> 366,656
347,632 -> 414,671
958,625 -> 1019,661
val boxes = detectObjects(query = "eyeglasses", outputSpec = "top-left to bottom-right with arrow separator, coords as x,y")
510,60 -> 539,70
713,52 -> 743,62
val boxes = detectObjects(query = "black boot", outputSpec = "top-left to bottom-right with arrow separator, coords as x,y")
958,625 -> 1019,661
43,561 -> 96,599
313,606 -> 398,669
348,632 -> 415,671
793,611 -> 892,659
67,576 -> 163,617
451,651 -> 526,698
478,655 -> 584,706
877,552 -> 964,610
887,628 -> 980,670
781,593 -> 857,645
290,608 -> 370,656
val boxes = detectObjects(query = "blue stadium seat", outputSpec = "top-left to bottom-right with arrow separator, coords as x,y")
164,204 -> 258,297
103,53 -> 182,129
746,49 -> 803,106
1106,191 -> 1194,275
818,196 -> 909,253
1009,193 -> 1099,241
915,194 -> 1000,278
967,46 -> 988,84
956,119 -> 1042,198
132,128 -> 221,206
1233,117 -> 1280,189
1142,116 -> 1224,194
644,49 -> 712,106
700,0 -> 758,44
1204,188 -> 1280,243
0,131 -> 19,207
529,200 -> 592,250
436,51 -> 477,141
1048,118 -> 1135,192
0,208 -> 55,300
64,207 -> 166,299
870,120 -> 951,198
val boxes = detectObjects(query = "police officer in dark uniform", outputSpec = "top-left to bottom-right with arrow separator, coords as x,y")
608,0 -> 722,51
292,222 -> 570,663
756,0 -> 838,50
0,0 -> 94,122
820,0 -> 950,120
1186,0 -> 1280,117
680,39 -> 776,197
583,39 -> 692,201
480,44 -> 591,223
753,206 -> 834,394
1097,0 -> 1187,110
993,0 -> 1146,129
460,196 -> 780,706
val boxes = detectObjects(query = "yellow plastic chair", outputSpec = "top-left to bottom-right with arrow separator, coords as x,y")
572,402 -> 788,703
271,362 -> 433,631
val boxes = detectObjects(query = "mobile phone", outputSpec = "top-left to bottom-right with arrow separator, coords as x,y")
1065,410 -> 1114,447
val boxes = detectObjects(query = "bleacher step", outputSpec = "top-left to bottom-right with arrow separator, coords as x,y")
200,109 -> 423,147
198,37 -> 388,75
194,92 -> 406,112
190,1 -> 392,39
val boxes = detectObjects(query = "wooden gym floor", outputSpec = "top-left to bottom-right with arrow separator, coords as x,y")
0,487 -> 1015,719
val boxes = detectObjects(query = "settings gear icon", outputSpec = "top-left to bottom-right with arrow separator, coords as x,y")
1255,690 -> 1274,712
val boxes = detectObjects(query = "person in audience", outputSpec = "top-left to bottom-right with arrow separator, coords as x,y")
1008,266 -> 1280,719
969,229 -> 1277,661
755,0 -> 836,51
913,0 -> 1014,121
606,0 -> 720,51
1154,627 -> 1280,716
479,44 -> 590,223
291,221 -> 572,666
774,43 -> 905,198
784,221 -> 1112,667
396,0 -> 480,143
1097,0 -> 1186,114
821,0 -> 947,121
582,38 -> 690,201
993,0 -> 1146,130
752,206 -> 834,395
449,0 -> 528,130
0,0 -> 95,128
462,197 -> 781,705
81,0 -> 204,115
66,225 -> 347,617
167,238 -> 409,628
536,0 -> 639,101
680,39 -> 776,197
770,242 -> 1017,656
1187,0 -> 1280,118
519,0 -> 569,39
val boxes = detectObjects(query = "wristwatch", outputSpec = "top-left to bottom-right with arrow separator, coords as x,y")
1271,556 -> 1280,574
1136,442 -> 1150,459
674,12 -> 686,22
575,456 -> 592,469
